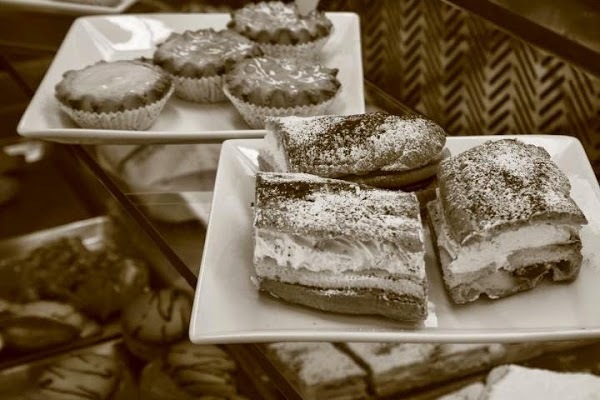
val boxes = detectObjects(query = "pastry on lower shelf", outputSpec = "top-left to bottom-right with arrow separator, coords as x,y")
343,342 -> 505,397
153,29 -> 261,102
428,139 -> 587,304
260,113 -> 448,191
28,351 -> 136,400
478,364 -> 600,399
263,342 -> 368,400
223,56 -> 340,128
437,382 -> 485,400
253,172 -> 428,322
227,1 -> 333,58
140,340 -> 247,400
120,288 -> 192,361
55,60 -> 173,130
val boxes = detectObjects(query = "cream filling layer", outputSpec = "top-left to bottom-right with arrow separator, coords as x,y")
255,257 -> 426,298
261,130 -> 288,171
435,202 -> 579,278
254,229 -> 425,278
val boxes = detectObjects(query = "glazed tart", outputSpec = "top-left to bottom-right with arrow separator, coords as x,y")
253,172 -> 428,322
153,29 -> 261,103
228,1 -> 333,58
223,56 -> 340,128
428,139 -> 587,304
55,60 -> 173,130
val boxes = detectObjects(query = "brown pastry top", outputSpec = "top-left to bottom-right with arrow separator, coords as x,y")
265,113 -> 447,177
55,60 -> 172,113
153,29 -> 261,79
224,56 -> 340,107
227,1 -> 333,45
254,172 -> 422,248
437,139 -> 587,245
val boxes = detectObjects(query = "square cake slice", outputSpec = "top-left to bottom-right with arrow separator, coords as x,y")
253,172 -> 427,321
428,139 -> 587,304
263,342 -> 369,400
343,342 -> 505,397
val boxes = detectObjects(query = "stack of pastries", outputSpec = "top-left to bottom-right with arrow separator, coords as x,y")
251,112 -> 588,321
54,1 -> 341,130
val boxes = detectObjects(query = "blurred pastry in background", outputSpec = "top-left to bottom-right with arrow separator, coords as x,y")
121,288 -> 192,361
141,340 -> 247,400
260,113 -> 448,192
263,342 -> 368,400
55,60 -> 174,130
154,29 -> 261,103
52,0 -> 121,5
1,237 -> 150,321
437,382 -> 485,400
227,1 -> 333,58
28,351 -> 136,400
223,56 -> 340,128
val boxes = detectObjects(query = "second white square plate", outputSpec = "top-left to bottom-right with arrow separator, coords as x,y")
0,0 -> 137,15
190,135 -> 600,344
18,13 -> 364,144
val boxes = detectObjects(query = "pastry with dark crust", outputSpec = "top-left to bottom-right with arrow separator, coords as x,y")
227,1 -> 333,58
153,29 -> 261,102
223,56 -> 340,128
260,112 -> 448,192
427,139 -> 587,304
55,60 -> 173,130
253,172 -> 428,322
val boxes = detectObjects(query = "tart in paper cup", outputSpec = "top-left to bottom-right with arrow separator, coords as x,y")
170,74 -> 226,103
60,85 -> 174,131
223,85 -> 340,129
257,34 -> 331,59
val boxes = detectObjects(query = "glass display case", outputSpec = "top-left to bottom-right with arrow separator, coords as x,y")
1,0 -> 599,399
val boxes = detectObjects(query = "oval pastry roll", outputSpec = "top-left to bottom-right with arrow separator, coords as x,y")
120,288 -> 192,362
223,56 -> 341,128
55,60 -> 174,130
227,1 -> 333,59
153,29 -> 261,103
260,113 -> 448,193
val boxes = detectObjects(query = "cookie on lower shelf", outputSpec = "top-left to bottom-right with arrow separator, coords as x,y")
263,342 -> 369,400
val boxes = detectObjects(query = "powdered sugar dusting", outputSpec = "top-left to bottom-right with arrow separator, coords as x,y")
254,172 -> 423,246
438,139 -> 587,244
265,113 -> 446,177
346,343 -> 437,374
267,342 -> 366,386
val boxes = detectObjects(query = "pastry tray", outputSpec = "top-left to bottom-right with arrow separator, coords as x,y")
0,216 -> 171,370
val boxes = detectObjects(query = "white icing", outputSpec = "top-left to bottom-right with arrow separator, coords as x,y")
254,229 -> 425,278
254,256 -> 426,298
69,62 -> 160,99
486,365 -> 600,399
436,202 -> 578,277
262,130 -> 288,170
268,342 -> 365,386
345,343 -> 437,374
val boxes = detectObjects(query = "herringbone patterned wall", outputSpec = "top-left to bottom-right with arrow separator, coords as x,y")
323,0 -> 600,175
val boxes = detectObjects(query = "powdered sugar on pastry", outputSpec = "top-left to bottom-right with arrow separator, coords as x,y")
437,139 -> 587,245
264,113 -> 446,177
267,343 -> 365,386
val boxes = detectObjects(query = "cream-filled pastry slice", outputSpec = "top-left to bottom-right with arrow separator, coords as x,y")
428,139 -> 587,304
253,172 -> 428,322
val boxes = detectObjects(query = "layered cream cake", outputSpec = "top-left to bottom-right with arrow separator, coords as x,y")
428,139 -> 587,304
264,342 -> 368,400
479,365 -> 600,399
343,342 -> 505,397
260,113 -> 448,191
253,172 -> 428,321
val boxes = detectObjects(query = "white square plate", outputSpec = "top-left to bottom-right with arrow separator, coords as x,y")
17,13 -> 364,144
0,0 -> 137,15
190,135 -> 600,344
